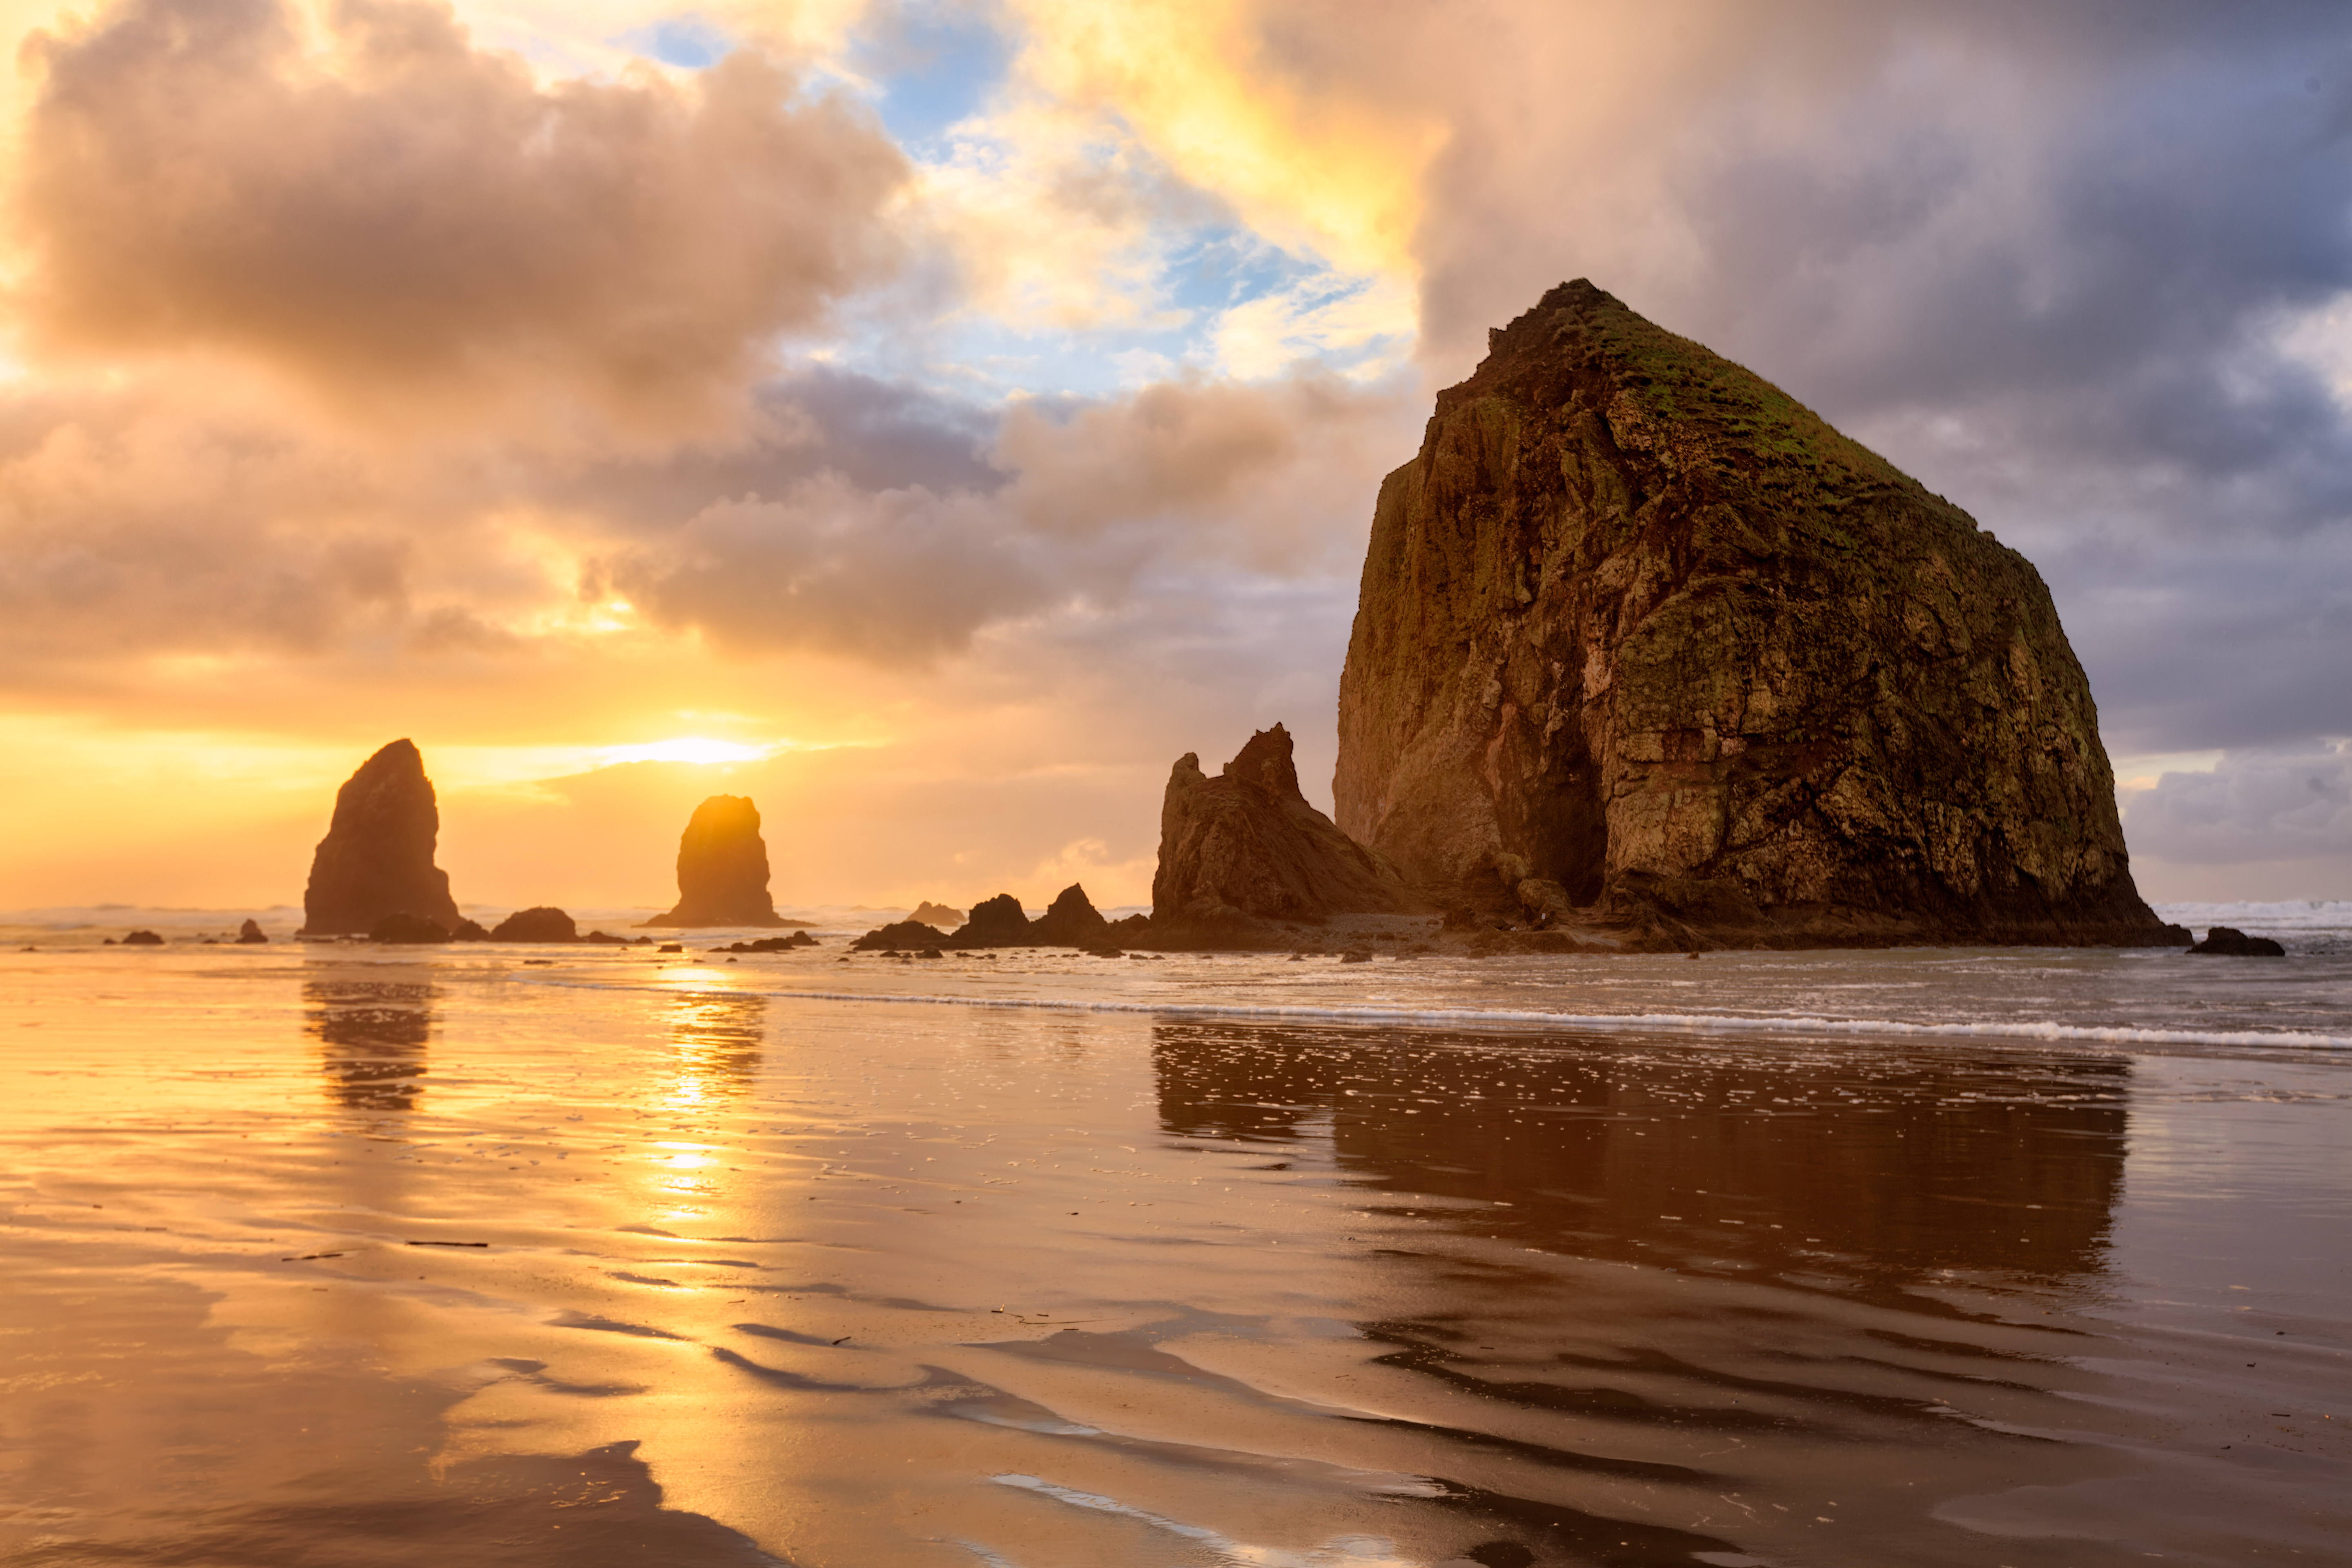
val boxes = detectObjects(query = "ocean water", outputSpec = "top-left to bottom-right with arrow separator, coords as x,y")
2,911 -> 2348,1566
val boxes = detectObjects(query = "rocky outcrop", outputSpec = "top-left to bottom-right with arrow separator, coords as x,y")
909,902 -> 965,929
644,796 -> 785,927
958,893 -> 1036,947
1152,724 -> 1420,925
299,740 -> 465,936
1033,884 -> 1115,949
718,932 -> 818,952
2188,926 -> 2285,956
851,885 -> 1117,951
236,919 -> 268,944
1334,281 -> 2183,948
491,906 -> 577,942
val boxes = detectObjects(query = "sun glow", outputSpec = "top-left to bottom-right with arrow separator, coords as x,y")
599,737 -> 772,767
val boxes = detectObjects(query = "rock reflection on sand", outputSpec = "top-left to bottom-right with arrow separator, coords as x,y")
1153,1020 -> 2128,1291
0,949 -> 2345,1568
305,976 -> 435,1111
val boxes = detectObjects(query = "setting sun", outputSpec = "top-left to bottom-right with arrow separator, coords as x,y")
600,738 -> 773,768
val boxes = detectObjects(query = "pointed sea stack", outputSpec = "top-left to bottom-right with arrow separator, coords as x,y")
1032,884 -> 1115,949
644,795 -> 785,927
299,740 -> 464,936
1153,723 -> 1419,926
1334,281 -> 2183,947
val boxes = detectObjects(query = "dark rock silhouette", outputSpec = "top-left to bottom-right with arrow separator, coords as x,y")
121,929 -> 164,946
491,906 -> 577,942
236,918 -> 268,944
2188,926 -> 2286,956
1033,883 -> 1115,949
958,893 -> 1037,946
852,887 -> 1120,951
1335,280 -> 2184,948
581,930 -> 655,945
909,901 -> 965,929
1153,724 -> 1419,926
851,921 -> 944,951
719,932 -> 818,952
299,740 -> 463,936
642,796 -> 786,927
371,912 -> 452,944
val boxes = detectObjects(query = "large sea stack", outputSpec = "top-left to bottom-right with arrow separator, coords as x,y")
644,795 -> 785,927
1154,724 -> 1419,925
298,740 -> 464,936
1335,281 -> 2179,947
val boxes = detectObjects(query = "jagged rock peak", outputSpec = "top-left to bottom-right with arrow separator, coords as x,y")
1222,723 -> 1303,799
1153,723 -> 1421,922
643,795 -> 784,927
1334,281 -> 2179,947
299,739 -> 463,937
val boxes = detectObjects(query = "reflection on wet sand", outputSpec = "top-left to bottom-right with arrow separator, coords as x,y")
667,988 -> 766,1103
304,977 -> 436,1111
1154,1021 -> 2127,1293
5,952 -> 2345,1568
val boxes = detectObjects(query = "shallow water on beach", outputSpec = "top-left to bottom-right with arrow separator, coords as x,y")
4,939 -> 2349,1566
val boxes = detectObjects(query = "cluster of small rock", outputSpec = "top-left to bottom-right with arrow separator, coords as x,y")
851,886 -> 1132,955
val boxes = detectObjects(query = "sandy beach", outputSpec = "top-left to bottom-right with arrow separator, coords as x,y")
4,937 -> 2345,1566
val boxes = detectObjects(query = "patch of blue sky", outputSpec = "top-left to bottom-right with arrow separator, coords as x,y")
1160,225 -> 1326,318
822,222 -> 1404,402
838,307 -> 1212,403
612,13 -> 733,71
846,4 -> 1015,152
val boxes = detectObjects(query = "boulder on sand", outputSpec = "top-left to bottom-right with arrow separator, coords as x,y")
642,796 -> 788,927
2187,926 -> 2285,956
1152,724 -> 1420,926
299,740 -> 465,937
491,906 -> 577,942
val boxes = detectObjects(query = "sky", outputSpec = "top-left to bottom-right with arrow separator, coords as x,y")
0,0 -> 2347,915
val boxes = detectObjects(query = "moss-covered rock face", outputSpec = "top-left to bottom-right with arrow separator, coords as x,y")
1334,280 -> 2176,945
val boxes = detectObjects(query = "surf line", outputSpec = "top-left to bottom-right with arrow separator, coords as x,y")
527,975 -> 2352,1051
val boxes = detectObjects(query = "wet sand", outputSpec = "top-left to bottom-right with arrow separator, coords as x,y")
2,947 -> 2347,1566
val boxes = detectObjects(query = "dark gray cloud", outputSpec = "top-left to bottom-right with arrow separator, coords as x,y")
1373,0 -> 2352,771
2123,742 -> 2352,872
591,370 -> 1408,665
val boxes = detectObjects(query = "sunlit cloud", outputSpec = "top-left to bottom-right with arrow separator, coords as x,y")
0,0 -> 2346,911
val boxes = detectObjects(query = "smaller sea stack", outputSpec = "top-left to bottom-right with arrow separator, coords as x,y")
644,795 -> 785,927
299,740 -> 463,936
1153,723 -> 1420,924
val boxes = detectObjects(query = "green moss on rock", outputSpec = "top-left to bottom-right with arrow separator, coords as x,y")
1334,281 -> 2179,947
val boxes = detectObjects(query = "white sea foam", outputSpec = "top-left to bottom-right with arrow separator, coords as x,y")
628,982 -> 2352,1052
